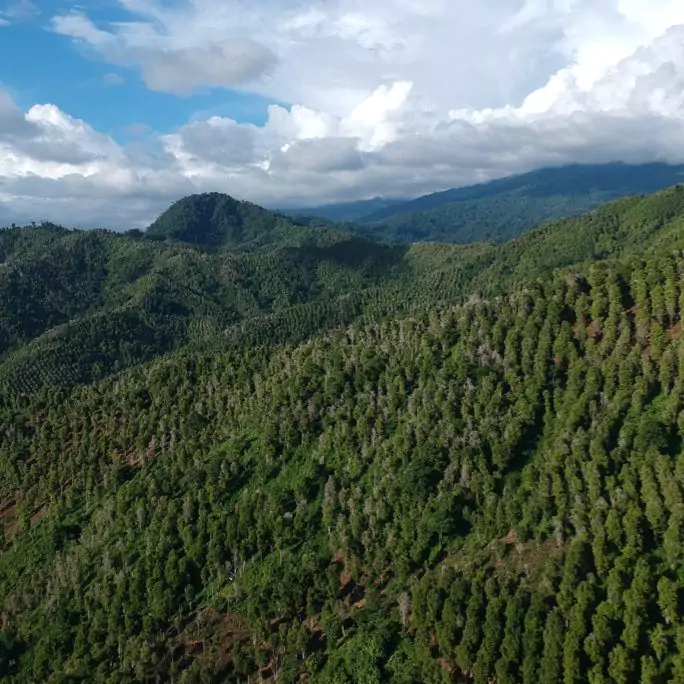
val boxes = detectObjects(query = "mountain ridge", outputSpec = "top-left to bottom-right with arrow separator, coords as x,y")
3,184 -> 684,395
281,197 -> 409,223
146,192 -> 357,250
292,162 -> 684,245
360,162 -> 684,223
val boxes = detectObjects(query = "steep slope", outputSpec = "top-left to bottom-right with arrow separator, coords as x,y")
3,230 -> 684,681
146,193 -> 273,248
0,225 -> 406,393
352,162 -> 684,244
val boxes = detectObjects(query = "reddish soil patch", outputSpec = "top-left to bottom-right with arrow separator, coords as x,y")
586,321 -> 602,340
668,321 -> 682,341
29,502 -> 47,525
503,528 -> 518,545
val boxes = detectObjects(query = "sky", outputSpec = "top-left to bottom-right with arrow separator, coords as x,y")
2,0 -> 684,228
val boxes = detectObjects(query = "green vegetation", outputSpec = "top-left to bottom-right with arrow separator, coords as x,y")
283,197 -> 408,223
5,188 -> 684,396
337,162 -> 684,244
146,192 -> 356,250
3,186 -> 684,681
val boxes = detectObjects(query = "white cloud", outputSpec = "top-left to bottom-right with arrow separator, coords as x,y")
0,0 -> 39,25
162,117 -> 258,170
3,0 -> 684,227
102,72 -> 124,87
51,10 -> 277,96
271,137 -> 366,173
0,90 -> 37,138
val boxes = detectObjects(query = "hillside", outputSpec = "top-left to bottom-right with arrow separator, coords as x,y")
0,216 -> 405,393
282,197 -> 408,223
145,193 -> 357,250
4,187 -> 684,681
4,187 -> 684,396
0,187 -> 680,395
330,162 -> 684,244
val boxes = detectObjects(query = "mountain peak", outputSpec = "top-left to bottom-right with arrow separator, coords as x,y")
146,193 -> 280,248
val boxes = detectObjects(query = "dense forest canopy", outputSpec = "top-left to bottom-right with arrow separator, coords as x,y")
3,185 -> 684,681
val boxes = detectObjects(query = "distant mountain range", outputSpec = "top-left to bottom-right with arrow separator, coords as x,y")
287,162 -> 684,243
4,181 -> 684,396
283,197 -> 408,223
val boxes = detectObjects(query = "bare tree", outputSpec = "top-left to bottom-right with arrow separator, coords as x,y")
398,592 -> 411,627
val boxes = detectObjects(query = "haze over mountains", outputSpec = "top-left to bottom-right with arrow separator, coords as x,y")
4,161 -> 684,397
284,198 -> 409,224
288,162 -> 684,244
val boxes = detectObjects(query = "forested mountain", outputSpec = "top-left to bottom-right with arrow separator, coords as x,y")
282,198 -> 408,223
317,162 -> 684,244
4,187 -> 684,681
0,205 -> 403,393
146,193 -> 352,249
4,188 -> 684,395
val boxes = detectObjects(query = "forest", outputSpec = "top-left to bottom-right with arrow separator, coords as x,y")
2,186 -> 684,681
311,162 -> 684,245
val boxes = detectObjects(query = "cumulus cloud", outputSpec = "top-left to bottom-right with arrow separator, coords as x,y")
0,90 -> 191,228
163,117 -> 258,169
51,10 -> 277,96
0,90 -> 37,138
4,0 -> 684,227
273,137 -> 366,173
141,43 -> 277,96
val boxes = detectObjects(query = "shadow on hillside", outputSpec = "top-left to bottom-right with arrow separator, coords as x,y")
292,237 -> 409,270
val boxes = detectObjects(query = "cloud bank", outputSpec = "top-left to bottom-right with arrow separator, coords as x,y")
3,0 -> 684,228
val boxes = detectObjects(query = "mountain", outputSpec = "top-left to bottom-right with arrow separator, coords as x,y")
146,192 -> 354,250
282,197 -> 408,223
0,209 -> 405,393
344,162 -> 684,244
4,187 -> 684,681
4,187 -> 684,395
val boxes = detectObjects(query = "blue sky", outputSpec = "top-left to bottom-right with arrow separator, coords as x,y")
0,1 -> 281,140
1,0 -> 684,229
